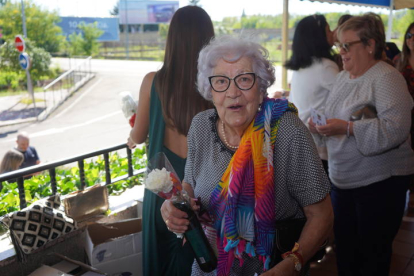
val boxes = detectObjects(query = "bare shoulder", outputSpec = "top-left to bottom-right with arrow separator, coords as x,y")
139,71 -> 157,98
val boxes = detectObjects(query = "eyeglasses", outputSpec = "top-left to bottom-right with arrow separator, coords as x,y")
334,40 -> 362,52
406,33 -> 414,39
208,73 -> 256,93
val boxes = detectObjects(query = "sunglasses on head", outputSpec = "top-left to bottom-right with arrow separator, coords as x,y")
406,33 -> 414,39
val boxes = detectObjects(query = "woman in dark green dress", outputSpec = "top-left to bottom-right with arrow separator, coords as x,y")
127,6 -> 214,276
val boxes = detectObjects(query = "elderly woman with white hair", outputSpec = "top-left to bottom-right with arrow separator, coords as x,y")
161,35 -> 333,276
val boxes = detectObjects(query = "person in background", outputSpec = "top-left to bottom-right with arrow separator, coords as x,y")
0,149 -> 24,190
395,22 -> 414,215
396,22 -> 414,149
309,13 -> 414,275
285,14 -> 339,175
161,35 -> 333,276
333,14 -> 353,71
127,6 -> 214,276
15,132 -> 40,169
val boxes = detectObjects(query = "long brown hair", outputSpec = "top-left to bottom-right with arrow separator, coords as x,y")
155,5 -> 214,136
397,22 -> 414,72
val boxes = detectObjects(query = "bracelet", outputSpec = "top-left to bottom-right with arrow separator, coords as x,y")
346,121 -> 351,138
281,242 -> 304,272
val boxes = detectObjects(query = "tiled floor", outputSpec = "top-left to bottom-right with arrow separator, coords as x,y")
309,214 -> 414,275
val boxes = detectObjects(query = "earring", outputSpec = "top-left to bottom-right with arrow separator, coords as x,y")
258,104 -> 262,112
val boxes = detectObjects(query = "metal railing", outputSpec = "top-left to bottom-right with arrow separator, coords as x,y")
39,56 -> 94,120
0,143 -> 145,210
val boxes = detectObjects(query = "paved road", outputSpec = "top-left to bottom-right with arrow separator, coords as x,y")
0,58 -> 162,163
0,58 -> 289,164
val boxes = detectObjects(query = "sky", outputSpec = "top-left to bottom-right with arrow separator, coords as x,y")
16,0 -> 390,21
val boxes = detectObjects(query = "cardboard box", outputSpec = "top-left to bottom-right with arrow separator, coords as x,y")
64,184 -> 109,221
85,218 -> 142,266
94,253 -> 142,276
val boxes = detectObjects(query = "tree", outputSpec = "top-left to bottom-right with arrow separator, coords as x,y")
0,0 -> 8,7
110,4 -> 119,16
80,22 -> 104,56
67,22 -> 104,56
188,0 -> 201,6
0,0 -> 65,53
0,38 -> 52,82
395,10 -> 414,40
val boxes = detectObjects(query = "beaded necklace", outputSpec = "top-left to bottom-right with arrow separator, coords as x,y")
220,120 -> 239,150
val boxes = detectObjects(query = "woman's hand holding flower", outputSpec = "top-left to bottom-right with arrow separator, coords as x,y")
160,200 -> 190,233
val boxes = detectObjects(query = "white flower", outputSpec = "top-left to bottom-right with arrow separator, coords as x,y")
145,168 -> 173,194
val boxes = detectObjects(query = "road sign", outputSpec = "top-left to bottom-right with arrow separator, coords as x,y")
19,53 -> 30,70
15,35 -> 25,52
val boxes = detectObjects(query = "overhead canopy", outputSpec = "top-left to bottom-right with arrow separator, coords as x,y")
311,0 -> 414,10
280,0 -> 414,89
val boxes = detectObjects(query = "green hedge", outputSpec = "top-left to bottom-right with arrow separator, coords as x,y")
0,147 -> 147,217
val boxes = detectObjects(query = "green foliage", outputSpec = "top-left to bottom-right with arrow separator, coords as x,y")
0,71 -> 23,90
0,37 -> 51,83
67,22 -> 104,57
159,23 -> 169,41
0,0 -> 65,53
67,32 -> 85,56
394,10 -> 414,40
0,147 -> 147,217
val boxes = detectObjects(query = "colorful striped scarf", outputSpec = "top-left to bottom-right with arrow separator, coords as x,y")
209,97 -> 297,275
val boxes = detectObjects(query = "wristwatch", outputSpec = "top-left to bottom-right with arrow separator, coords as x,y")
287,254 -> 302,272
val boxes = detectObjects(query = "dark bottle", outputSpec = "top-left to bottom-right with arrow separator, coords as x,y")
173,200 -> 218,272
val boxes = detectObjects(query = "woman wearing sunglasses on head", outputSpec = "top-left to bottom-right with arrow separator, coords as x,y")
395,22 -> 414,150
309,13 -> 414,275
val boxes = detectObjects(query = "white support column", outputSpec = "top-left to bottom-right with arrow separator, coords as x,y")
386,0 -> 394,41
282,0 -> 289,90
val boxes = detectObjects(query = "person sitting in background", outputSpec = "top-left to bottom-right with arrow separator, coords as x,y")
162,35 -> 333,276
0,149 -> 24,190
285,14 -> 339,175
15,132 -> 40,169
309,13 -> 414,275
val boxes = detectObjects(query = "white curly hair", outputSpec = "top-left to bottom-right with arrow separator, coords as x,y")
197,35 -> 275,101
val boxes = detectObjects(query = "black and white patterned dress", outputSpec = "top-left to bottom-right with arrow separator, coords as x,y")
184,109 -> 330,276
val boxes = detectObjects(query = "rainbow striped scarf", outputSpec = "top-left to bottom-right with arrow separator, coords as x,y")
209,97 -> 297,275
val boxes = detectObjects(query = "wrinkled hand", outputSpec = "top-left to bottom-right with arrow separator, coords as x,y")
260,258 -> 298,276
127,137 -> 136,149
160,200 -> 190,233
316,119 -> 347,137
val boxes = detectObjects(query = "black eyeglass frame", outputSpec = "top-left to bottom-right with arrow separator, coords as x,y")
406,33 -> 414,40
334,40 -> 363,52
208,72 -> 257,93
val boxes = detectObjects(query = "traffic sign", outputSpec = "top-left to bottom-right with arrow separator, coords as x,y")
15,35 -> 25,52
19,53 -> 30,70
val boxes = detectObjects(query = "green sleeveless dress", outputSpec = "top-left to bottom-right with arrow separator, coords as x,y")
142,77 -> 195,276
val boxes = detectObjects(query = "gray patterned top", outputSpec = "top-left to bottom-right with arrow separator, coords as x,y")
324,61 -> 414,189
184,109 -> 330,276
